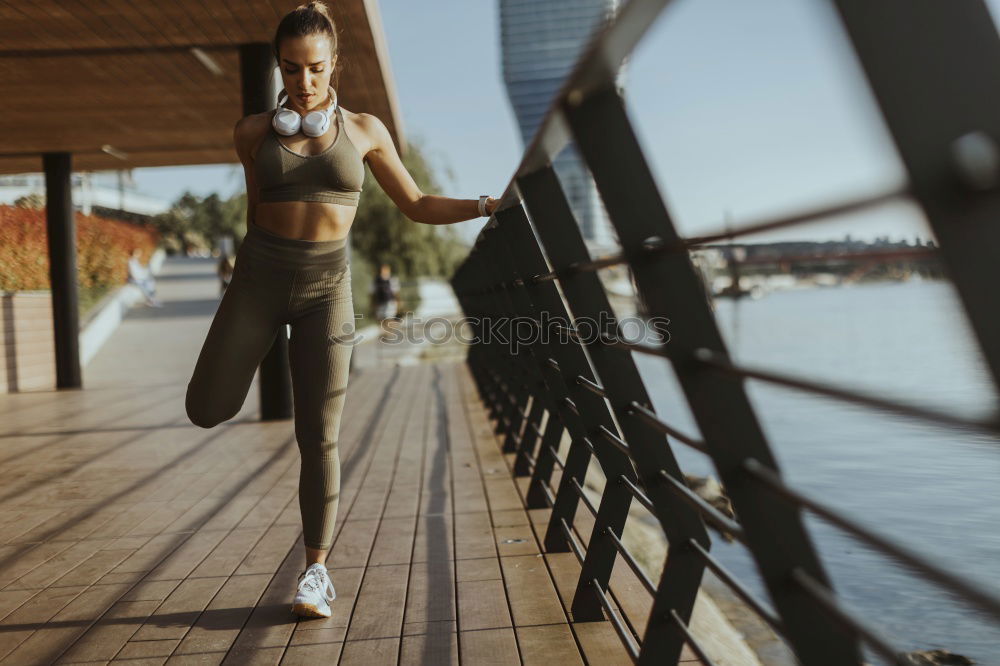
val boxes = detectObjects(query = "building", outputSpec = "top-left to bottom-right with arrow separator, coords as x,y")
499,0 -> 624,254
0,172 -> 171,219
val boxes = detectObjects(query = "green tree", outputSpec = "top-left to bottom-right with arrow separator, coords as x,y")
350,137 -> 468,280
222,191 -> 247,247
149,190 -> 246,254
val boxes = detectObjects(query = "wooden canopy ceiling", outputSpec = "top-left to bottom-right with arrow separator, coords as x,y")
0,0 -> 405,175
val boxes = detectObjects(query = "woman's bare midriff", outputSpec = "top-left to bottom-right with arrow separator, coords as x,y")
254,201 -> 355,241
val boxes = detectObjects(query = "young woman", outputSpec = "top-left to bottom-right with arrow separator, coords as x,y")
184,0 -> 497,618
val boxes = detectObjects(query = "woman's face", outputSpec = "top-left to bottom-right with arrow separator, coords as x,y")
278,35 -> 337,112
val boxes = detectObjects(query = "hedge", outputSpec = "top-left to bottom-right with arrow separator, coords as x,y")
0,205 -> 160,292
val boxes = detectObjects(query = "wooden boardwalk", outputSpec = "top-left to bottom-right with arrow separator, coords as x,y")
0,256 -> 705,665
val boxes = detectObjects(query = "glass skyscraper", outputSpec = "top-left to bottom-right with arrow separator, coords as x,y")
499,0 -> 624,253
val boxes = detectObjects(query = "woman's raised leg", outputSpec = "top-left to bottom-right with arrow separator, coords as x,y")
185,256 -> 291,428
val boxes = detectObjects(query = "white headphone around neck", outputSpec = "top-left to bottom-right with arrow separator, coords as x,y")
272,85 -> 338,137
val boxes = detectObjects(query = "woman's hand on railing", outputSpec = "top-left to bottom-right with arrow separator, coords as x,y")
484,196 -> 498,215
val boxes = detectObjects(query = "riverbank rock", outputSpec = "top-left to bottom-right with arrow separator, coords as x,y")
684,473 -> 738,542
897,649 -> 975,665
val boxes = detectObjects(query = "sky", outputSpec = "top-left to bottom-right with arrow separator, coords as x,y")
131,0 -> 1000,245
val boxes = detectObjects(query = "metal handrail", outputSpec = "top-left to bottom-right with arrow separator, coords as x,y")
451,0 -> 1000,663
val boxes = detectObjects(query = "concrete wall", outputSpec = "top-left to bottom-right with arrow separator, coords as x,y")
0,247 -> 166,393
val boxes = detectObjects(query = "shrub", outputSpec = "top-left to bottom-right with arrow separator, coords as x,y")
0,205 -> 159,291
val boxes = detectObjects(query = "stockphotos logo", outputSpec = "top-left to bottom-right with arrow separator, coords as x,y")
329,312 -> 670,353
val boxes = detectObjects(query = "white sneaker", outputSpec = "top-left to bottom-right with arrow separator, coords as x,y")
291,563 -> 336,618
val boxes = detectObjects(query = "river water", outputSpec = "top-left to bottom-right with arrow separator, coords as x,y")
632,279 -> 1000,664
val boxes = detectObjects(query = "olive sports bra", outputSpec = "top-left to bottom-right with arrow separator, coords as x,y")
253,105 -> 365,206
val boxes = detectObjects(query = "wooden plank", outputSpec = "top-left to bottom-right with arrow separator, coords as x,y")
542,551 -> 621,619
410,514 -> 452,564
167,573 -> 273,662
500,554 -> 567,627
453,512 -> 496,561
0,589 -> 36,621
2,582 -> 131,664
56,597 -> 164,664
340,365 -> 432,654
343,563 -> 409,641
327,517 -> 380,571
338,637 -> 399,665
233,523 -> 301,577
126,576 -> 228,643
404,559 -> 455,625
400,622 -> 458,666
2,382 -> 179,435
517,623 -> 585,666
4,537 -> 114,591
116,636 -> 181,660
456,579 -> 512,632
282,640 -> 346,666
491,508 -> 531,528
484,477 -> 526,512
574,621 -> 636,666
366,517 -> 416,567
382,483 -> 421,520
49,547 -> 139,589
451,478 -> 489,514
456,557 -> 502,583
459,627 -> 519,666
0,585 -> 87,661
395,364 -> 460,666
495,525 -> 541,558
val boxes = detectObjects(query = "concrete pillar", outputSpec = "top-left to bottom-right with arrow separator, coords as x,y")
240,43 -> 293,421
42,151 -> 82,389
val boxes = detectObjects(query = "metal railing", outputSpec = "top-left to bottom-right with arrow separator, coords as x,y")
449,1 -> 1000,664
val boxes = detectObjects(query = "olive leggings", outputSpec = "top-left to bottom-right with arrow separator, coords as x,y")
185,219 -> 356,550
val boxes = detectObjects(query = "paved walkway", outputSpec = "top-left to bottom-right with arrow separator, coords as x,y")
0,256 -> 704,664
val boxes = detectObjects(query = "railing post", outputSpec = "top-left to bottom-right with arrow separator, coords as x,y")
476,221 -> 579,485
831,0 -> 1000,402
478,244 -> 521,446
474,259 -> 519,439
513,398 -> 546,476
561,83 -> 863,664
475,233 -> 542,460
518,163 -> 714,665
479,216 -> 580,508
525,417 -> 566,508
483,206 -> 597,551
486,206 -> 635,623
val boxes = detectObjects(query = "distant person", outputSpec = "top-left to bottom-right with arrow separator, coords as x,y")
127,248 -> 162,307
217,253 -> 235,295
184,0 -> 497,621
370,263 -> 400,339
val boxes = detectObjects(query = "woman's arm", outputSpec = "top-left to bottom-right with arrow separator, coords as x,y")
361,113 -> 497,225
